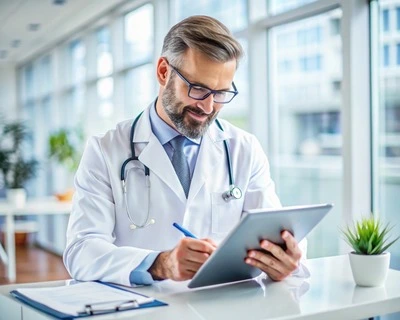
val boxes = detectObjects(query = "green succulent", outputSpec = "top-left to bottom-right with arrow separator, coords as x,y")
342,216 -> 399,255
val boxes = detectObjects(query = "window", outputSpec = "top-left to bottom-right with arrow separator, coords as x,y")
94,27 -> 114,131
269,9 -> 343,258
383,9 -> 390,32
124,4 -> 154,67
125,64 -> 154,116
299,55 -> 322,71
123,4 -> 156,119
269,0 -> 317,15
23,64 -> 34,101
38,56 -> 52,96
330,17 -> 340,35
397,7 -> 400,30
173,0 -> 247,32
383,44 -> 390,67
397,44 -> 400,65
297,26 -> 322,45
21,57 -> 54,196
96,27 -> 113,77
218,39 -> 249,129
373,0 -> 400,271
279,59 -> 293,73
68,40 -> 86,84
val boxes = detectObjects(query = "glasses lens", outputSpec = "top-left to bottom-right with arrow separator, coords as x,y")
188,86 -> 236,103
189,86 -> 210,99
214,92 -> 232,103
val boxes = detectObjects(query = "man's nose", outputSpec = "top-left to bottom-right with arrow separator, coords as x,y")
197,94 -> 214,114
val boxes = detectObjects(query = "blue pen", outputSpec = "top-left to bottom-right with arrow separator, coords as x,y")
173,222 -> 197,239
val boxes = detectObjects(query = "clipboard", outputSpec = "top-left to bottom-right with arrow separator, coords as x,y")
10,281 -> 167,319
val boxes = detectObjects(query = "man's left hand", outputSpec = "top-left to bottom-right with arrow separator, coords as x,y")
245,231 -> 302,281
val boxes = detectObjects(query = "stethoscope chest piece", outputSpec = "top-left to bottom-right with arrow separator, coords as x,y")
222,185 -> 242,201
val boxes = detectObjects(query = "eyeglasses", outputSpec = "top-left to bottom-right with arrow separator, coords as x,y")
169,65 -> 238,104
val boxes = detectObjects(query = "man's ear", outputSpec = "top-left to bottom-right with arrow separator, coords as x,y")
156,57 -> 169,86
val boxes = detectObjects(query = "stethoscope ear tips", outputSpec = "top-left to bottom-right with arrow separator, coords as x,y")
129,224 -> 137,230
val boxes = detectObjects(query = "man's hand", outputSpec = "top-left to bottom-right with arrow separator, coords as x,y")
148,238 -> 217,281
245,231 -> 302,281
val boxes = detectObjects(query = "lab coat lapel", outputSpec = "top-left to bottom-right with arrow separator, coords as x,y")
133,106 -> 187,202
189,121 -> 229,201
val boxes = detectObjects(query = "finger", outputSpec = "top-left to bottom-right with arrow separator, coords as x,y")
281,231 -> 302,261
175,240 -> 211,264
247,249 -> 287,275
185,238 -> 215,254
182,259 -> 203,273
245,257 -> 284,281
185,250 -> 211,264
260,239 -> 287,261
260,240 -> 298,271
202,238 -> 218,249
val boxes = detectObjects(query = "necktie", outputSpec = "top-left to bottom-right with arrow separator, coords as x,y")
170,136 -> 190,198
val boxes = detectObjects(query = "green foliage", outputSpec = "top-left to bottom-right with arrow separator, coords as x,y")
342,216 -> 400,255
48,127 -> 83,173
0,119 -> 39,189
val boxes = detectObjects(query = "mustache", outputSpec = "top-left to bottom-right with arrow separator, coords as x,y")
183,106 -> 213,116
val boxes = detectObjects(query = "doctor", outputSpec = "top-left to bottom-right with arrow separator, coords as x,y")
64,15 -> 305,286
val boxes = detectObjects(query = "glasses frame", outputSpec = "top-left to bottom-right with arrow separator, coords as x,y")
169,64 -> 238,104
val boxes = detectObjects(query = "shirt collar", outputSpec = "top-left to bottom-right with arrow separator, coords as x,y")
149,99 -> 201,145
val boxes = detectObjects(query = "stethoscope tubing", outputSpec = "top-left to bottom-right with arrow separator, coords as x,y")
120,111 -> 241,229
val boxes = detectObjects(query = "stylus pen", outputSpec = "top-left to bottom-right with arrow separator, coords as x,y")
172,222 -> 197,239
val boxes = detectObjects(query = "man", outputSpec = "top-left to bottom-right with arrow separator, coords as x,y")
64,15 -> 305,286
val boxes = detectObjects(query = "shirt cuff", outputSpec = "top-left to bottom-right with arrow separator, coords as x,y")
129,251 -> 160,285
291,260 -> 310,278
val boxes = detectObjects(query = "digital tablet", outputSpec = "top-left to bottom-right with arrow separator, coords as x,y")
188,203 -> 333,288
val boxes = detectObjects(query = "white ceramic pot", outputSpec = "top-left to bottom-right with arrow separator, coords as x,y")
349,252 -> 390,287
6,188 -> 27,208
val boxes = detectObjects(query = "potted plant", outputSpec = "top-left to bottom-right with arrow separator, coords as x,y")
48,127 -> 83,201
0,120 -> 39,208
342,216 -> 399,287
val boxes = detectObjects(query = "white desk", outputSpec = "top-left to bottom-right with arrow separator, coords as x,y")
0,198 -> 72,282
0,255 -> 400,320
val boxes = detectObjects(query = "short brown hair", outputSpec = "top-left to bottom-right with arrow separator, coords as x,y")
161,15 -> 244,68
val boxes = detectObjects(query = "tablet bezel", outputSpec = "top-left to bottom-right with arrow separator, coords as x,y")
188,203 -> 333,288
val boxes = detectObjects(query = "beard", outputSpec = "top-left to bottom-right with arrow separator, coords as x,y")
161,78 -> 218,139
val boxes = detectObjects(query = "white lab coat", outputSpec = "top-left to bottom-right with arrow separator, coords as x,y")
63,104 -> 300,286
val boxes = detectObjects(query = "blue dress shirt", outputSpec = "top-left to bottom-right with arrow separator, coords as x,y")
129,101 -> 201,285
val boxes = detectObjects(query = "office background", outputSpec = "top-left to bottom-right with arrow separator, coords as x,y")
0,0 -> 399,272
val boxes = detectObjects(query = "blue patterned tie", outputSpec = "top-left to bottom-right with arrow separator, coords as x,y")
170,136 -> 190,198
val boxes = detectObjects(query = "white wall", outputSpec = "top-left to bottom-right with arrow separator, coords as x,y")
0,65 -> 17,119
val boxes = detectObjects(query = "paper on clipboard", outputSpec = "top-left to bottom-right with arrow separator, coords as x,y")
13,282 -> 154,316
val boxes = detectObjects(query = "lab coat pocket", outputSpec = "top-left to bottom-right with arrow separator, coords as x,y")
211,192 -> 243,235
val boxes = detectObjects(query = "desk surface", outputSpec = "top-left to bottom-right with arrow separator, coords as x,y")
1,255 -> 400,320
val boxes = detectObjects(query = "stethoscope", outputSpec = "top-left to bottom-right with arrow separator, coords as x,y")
120,112 -> 242,230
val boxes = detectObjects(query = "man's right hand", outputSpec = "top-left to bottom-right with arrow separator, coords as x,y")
148,238 -> 217,281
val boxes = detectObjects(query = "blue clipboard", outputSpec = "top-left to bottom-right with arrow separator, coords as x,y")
10,281 -> 167,319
